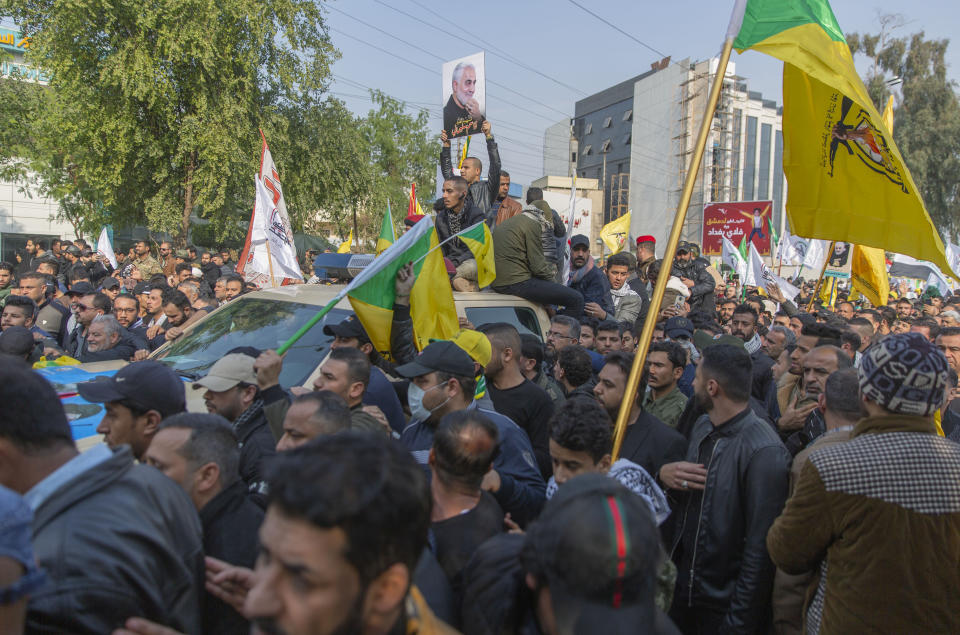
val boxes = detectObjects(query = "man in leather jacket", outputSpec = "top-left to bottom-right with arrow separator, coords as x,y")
673,242 -> 716,314
440,120 -> 501,223
659,343 -> 790,634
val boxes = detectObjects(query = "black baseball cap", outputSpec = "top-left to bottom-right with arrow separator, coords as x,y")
665,316 -> 694,339
521,474 -> 664,633
395,341 -> 475,378
133,282 -> 151,296
0,326 -> 35,358
100,277 -> 120,290
676,241 -> 692,254
77,361 -> 186,418
570,234 -> 591,249
323,315 -> 370,343
66,281 -> 96,296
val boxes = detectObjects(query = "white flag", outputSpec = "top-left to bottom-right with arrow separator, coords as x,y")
560,176 -> 578,283
946,243 -> 960,280
747,241 -> 800,303
776,227 -> 806,266
239,132 -> 300,286
801,238 -> 827,273
96,227 -> 117,270
722,235 -> 747,281
248,176 -> 304,285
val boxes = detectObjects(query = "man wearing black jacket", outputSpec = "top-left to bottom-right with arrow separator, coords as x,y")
145,413 -> 263,635
434,176 -> 486,291
673,242 -> 716,314
440,120 -> 501,223
660,344 -> 790,634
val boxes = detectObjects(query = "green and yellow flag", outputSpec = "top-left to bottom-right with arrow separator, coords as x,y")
376,201 -> 396,256
349,217 -> 458,354
275,217 -> 458,358
730,0 -> 954,279
456,221 -> 496,288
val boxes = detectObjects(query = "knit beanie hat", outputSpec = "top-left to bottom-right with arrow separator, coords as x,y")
858,332 -> 949,416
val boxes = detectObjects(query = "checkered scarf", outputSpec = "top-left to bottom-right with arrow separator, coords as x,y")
859,333 -> 949,416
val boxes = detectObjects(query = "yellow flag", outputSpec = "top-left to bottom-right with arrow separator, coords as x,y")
457,221 -> 497,288
409,227 -> 459,351
881,94 -> 894,134
337,230 -> 353,254
850,245 -> 889,306
732,0 -> 955,280
818,276 -> 838,307
599,212 -> 632,254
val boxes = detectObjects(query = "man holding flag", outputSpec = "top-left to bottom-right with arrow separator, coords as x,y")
434,176 -> 485,292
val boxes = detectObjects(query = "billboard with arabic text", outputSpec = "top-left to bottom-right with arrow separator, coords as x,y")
702,200 -> 773,256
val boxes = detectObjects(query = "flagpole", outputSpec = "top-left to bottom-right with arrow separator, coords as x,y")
264,240 -> 277,287
612,36 -> 735,461
806,240 -> 836,312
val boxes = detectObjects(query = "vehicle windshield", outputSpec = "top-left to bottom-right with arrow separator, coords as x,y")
154,298 -> 351,387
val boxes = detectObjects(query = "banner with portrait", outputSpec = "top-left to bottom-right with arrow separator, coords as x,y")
701,200 -> 773,256
442,52 -> 485,140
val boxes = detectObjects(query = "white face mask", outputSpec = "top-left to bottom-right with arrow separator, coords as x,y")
407,381 -> 451,422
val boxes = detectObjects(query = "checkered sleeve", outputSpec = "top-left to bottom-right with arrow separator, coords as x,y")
767,458 -> 832,575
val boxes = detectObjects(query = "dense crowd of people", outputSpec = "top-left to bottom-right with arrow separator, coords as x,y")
1,124 -> 959,634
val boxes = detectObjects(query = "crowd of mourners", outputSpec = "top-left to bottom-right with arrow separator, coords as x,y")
1,125 -> 959,635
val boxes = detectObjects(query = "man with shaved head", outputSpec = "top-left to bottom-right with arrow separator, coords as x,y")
428,410 -> 503,595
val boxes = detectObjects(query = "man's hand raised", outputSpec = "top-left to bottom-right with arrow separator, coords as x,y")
440,129 -> 450,147
254,350 -> 284,391
482,120 -> 492,137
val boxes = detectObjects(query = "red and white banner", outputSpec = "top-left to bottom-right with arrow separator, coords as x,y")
237,131 -> 301,287
702,200 -> 773,256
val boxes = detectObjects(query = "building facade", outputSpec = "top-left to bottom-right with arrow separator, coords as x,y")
543,57 -> 786,253
0,27 -> 73,262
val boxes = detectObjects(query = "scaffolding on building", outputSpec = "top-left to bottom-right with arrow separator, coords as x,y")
674,64 -> 744,245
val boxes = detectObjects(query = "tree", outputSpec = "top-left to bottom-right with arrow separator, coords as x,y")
849,17 -> 960,241
1,0 -> 338,245
356,90 -> 437,245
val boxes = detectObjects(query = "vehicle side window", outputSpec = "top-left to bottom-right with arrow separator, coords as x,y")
464,306 -> 543,340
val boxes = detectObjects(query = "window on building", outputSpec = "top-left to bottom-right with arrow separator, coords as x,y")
743,115 -> 757,200
622,109 -> 633,122
583,145 -> 592,155
603,116 -> 612,128
758,122 -> 772,199
571,152 -> 577,162
601,139 -> 611,152
622,133 -> 631,145
585,122 -> 593,135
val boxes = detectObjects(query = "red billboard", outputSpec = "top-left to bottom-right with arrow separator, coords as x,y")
702,200 -> 773,256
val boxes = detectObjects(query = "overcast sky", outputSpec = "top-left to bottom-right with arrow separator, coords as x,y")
324,0 -> 960,186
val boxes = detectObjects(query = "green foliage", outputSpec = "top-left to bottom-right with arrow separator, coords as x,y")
1,0 -> 337,244
0,1 -> 438,250
849,16 -> 960,241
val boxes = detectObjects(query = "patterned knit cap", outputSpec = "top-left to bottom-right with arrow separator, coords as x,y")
858,332 -> 949,416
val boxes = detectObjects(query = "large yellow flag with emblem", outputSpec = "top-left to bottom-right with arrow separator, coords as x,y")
600,212 -> 632,254
730,0 -> 954,279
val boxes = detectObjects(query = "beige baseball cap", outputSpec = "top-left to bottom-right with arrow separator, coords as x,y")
193,354 -> 258,392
